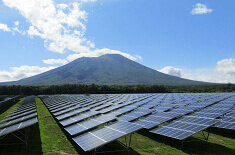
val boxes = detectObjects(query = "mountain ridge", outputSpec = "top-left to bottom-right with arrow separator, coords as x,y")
0,54 -> 211,86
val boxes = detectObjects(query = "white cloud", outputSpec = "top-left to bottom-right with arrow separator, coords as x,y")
0,65 -> 56,82
158,66 -> 182,77
191,3 -> 213,15
136,55 -> 143,62
2,0 -> 90,54
2,0 -> 141,61
42,48 -> 143,65
0,21 -> 25,34
216,58 -> 235,75
43,59 -> 68,65
158,58 -> 235,83
66,48 -> 142,62
0,23 -> 11,32
56,4 -> 68,10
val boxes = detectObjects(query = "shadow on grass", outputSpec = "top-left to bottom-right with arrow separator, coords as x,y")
0,123 -> 42,155
138,129 -> 235,155
210,127 -> 235,139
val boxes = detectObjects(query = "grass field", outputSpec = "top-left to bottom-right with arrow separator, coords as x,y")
36,97 -> 77,155
0,97 -> 234,155
117,130 -> 235,155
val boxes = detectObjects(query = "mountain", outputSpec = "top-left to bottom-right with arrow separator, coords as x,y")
1,54 -> 211,86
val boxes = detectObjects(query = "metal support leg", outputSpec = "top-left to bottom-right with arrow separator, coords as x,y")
94,148 -> 96,155
25,127 -> 30,152
92,134 -> 133,155
202,130 -> 210,142
181,140 -> 184,148
125,134 -> 132,155
128,134 -> 132,149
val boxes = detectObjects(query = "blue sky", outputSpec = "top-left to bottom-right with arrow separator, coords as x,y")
0,0 -> 234,83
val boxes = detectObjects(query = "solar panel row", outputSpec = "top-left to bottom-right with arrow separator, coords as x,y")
0,96 -> 38,137
73,121 -> 142,151
39,93 -> 235,152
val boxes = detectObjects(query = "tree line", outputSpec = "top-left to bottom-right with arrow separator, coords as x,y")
169,83 -> 235,93
0,84 -> 169,95
0,83 -> 234,95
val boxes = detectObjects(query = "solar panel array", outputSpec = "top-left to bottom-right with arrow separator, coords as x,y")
0,95 -> 20,114
214,97 -> 235,130
215,110 -> 235,130
40,94 -> 152,151
0,96 -> 38,137
40,93 -> 235,152
150,96 -> 235,140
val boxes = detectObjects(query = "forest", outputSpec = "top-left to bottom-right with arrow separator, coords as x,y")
0,83 -> 234,95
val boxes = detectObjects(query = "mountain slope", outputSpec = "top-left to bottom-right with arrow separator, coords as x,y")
1,54 -> 210,86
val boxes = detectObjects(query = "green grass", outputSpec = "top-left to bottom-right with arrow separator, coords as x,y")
116,130 -> 235,155
118,132 -> 186,155
36,97 -> 78,155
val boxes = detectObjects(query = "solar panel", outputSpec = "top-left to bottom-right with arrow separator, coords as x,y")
134,108 -> 155,114
151,126 -> 194,140
54,104 -> 81,116
215,122 -> 235,130
6,106 -> 36,118
179,116 -> 219,126
134,116 -> 173,129
107,121 -> 142,133
166,121 -> 209,133
152,105 -> 176,112
0,112 -> 37,129
49,102 -> 72,111
150,115 -> 219,140
215,110 -> 235,130
60,111 -> 100,127
0,117 -> 38,137
106,107 -> 135,117
65,114 -> 116,136
133,119 -> 156,129
51,103 -> 78,113
91,102 -> 114,111
56,107 -> 89,121
189,112 -> 222,119
73,132 -> 106,152
73,121 -> 142,151
118,111 -> 150,122
98,103 -> 132,114
0,109 -> 37,124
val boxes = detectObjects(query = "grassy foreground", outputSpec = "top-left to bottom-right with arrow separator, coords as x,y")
117,130 -> 235,155
36,97 -> 77,155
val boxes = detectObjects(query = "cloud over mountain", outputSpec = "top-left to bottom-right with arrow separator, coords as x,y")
158,66 -> 182,77
159,58 -> 235,83
2,0 -> 142,62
